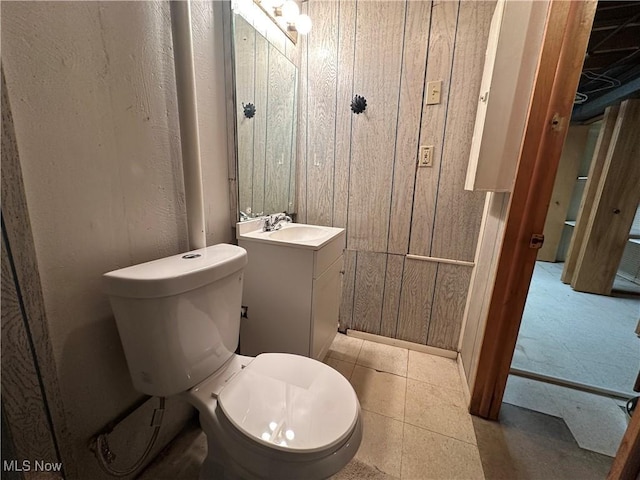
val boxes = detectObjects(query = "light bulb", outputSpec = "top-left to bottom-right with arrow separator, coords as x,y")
295,14 -> 312,34
281,0 -> 300,22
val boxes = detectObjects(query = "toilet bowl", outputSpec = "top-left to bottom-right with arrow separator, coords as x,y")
102,244 -> 362,479
187,353 -> 362,480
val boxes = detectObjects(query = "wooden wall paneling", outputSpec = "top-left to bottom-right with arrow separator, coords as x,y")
1,66 -> 75,472
351,251 -> 387,334
264,44 -> 296,214
561,105 -> 620,283
428,263 -> 473,350
379,254 -> 406,337
339,249 -> 357,330
234,17 -> 256,214
572,99 -> 640,295
538,125 -> 590,261
265,20 -> 287,56
396,257 -> 438,344
296,2 -> 308,221
387,0 -> 432,255
332,0 -> 357,229
347,1 -> 406,252
252,34 -> 269,214
409,0 -> 459,257
305,0 -> 339,226
1,234 -> 61,471
429,1 -> 494,262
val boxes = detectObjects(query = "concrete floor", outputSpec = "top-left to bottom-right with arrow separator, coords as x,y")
513,261 -> 640,395
506,261 -> 639,458
140,334 -> 614,479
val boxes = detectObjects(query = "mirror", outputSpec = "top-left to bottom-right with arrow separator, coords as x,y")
233,14 -> 298,221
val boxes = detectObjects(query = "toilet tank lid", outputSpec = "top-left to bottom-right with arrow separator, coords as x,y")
102,244 -> 247,299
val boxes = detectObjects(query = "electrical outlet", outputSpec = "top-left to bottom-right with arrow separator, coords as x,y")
426,80 -> 442,105
419,145 -> 434,167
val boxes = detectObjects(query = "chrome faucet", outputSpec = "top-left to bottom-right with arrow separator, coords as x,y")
262,213 -> 292,232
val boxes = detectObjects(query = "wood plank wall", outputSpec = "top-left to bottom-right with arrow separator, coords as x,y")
297,1 -> 495,350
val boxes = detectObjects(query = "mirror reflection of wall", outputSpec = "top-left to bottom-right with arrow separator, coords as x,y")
234,14 -> 297,221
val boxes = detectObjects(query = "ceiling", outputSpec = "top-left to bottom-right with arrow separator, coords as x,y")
572,1 -> 640,122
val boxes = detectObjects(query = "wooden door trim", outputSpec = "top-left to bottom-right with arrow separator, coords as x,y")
469,0 -> 597,419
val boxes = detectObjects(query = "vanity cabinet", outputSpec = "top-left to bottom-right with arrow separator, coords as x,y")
238,227 -> 345,361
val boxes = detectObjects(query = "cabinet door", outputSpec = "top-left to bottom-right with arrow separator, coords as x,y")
311,255 -> 344,360
465,0 -> 548,192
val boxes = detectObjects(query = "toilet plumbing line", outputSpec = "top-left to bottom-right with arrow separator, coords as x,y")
94,397 -> 166,477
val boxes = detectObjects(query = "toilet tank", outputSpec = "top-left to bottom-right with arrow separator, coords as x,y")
102,244 -> 247,397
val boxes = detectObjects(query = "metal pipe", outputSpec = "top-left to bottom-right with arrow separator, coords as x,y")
170,0 -> 206,250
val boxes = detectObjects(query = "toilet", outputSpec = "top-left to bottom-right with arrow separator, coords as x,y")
102,244 -> 362,480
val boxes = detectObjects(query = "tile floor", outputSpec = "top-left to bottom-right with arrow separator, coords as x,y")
140,333 -> 614,479
325,334 -> 483,479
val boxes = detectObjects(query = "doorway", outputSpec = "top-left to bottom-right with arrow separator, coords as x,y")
503,0 -> 640,459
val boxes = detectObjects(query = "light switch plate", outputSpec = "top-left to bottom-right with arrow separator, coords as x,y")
426,80 -> 442,105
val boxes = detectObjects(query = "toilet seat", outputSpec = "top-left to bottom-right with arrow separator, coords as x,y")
186,353 -> 362,479
217,353 -> 359,454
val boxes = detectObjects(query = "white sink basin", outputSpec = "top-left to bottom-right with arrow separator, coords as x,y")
236,219 -> 344,250
268,225 -> 328,242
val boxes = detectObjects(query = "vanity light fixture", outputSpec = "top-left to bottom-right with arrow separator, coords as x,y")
258,0 -> 312,37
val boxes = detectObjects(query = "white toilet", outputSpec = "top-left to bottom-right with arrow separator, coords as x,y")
102,244 -> 362,480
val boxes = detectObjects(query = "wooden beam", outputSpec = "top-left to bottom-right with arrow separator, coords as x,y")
607,404 -> 640,480
469,0 -> 597,420
571,99 -> 640,295
562,105 -> 620,283
538,125 -> 590,262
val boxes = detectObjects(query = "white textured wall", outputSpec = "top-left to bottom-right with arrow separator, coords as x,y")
2,1 -> 232,477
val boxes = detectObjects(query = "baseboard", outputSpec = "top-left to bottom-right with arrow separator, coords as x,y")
457,356 -> 472,407
345,330 -> 457,360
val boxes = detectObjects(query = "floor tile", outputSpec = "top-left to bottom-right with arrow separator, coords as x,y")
354,410 -> 403,478
407,350 -> 462,392
356,340 -> 408,377
325,357 -> 356,380
404,378 -> 476,445
401,423 -> 484,480
328,333 -> 363,364
350,365 -> 406,421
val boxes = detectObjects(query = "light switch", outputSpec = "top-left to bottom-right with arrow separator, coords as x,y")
426,80 -> 442,105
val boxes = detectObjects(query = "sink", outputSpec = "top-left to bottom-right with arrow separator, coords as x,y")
268,225 -> 328,242
236,219 -> 344,250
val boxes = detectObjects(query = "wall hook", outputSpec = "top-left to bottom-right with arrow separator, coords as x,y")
350,95 -> 367,114
242,102 -> 256,119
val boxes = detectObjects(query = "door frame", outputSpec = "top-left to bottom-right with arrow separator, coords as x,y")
469,0 -> 597,421
469,0 -> 640,476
